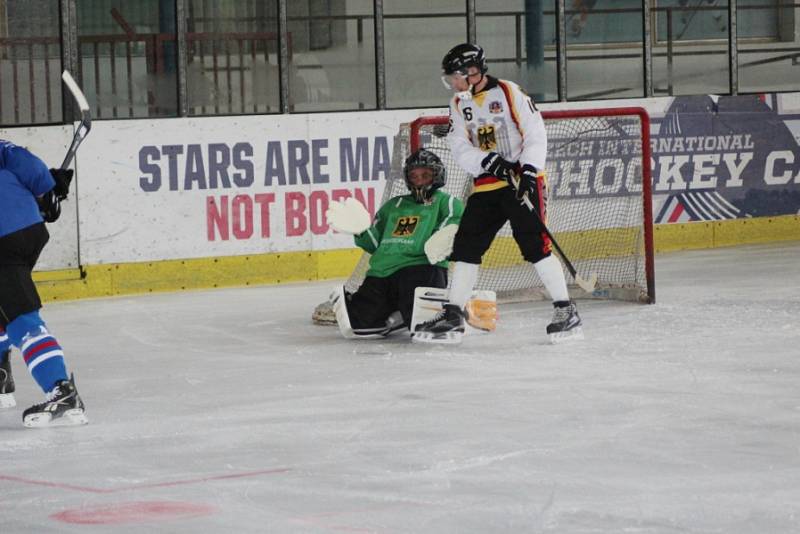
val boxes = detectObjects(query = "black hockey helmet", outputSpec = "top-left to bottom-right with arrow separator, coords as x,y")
403,149 -> 446,203
441,43 -> 488,76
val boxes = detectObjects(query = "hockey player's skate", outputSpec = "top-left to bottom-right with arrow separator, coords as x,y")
412,304 -> 466,344
0,350 -> 15,409
23,374 -> 88,428
547,300 -> 583,344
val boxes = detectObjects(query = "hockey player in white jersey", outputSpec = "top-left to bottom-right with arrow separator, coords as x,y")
415,43 -> 582,344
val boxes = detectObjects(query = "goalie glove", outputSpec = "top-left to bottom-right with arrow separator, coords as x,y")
424,224 -> 459,264
480,152 -> 515,181
326,197 -> 371,235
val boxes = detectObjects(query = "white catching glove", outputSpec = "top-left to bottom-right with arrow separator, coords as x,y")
424,224 -> 459,264
326,197 -> 371,235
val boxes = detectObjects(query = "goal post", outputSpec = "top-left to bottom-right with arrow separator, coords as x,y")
312,106 -> 655,325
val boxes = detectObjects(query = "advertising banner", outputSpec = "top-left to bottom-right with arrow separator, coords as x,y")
649,94 -> 800,223
76,110 -> 443,264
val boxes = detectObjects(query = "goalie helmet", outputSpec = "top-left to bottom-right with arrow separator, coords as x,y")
441,43 -> 487,76
403,149 -> 446,203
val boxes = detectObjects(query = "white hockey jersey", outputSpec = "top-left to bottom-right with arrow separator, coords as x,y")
447,76 -> 547,193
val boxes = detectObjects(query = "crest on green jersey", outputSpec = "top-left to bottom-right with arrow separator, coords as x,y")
392,216 -> 420,236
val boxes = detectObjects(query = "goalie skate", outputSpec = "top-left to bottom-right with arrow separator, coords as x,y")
546,301 -> 584,344
23,374 -> 88,428
0,350 -> 15,408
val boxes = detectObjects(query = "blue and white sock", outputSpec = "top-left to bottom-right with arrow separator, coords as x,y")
6,311 -> 68,393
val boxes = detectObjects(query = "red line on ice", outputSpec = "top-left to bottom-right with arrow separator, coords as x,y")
0,467 -> 291,494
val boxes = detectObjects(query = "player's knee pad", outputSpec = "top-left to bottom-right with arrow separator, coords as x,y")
5,311 -> 49,349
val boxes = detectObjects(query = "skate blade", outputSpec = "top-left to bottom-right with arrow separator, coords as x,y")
411,331 -> 464,345
24,409 -> 88,428
549,326 -> 584,345
0,393 -> 16,409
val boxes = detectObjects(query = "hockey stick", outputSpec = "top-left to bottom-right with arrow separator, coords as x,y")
60,70 -> 92,170
509,171 -> 598,293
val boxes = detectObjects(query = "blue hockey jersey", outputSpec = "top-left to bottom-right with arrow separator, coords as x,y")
0,140 -> 55,238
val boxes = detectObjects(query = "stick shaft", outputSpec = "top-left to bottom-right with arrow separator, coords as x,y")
511,173 -> 597,292
60,70 -> 92,170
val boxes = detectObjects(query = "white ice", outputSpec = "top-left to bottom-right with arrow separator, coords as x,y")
2,242 -> 800,533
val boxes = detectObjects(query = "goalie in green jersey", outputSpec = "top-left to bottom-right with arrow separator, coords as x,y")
327,149 -> 465,338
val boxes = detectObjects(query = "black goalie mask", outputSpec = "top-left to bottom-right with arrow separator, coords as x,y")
403,149 -> 446,203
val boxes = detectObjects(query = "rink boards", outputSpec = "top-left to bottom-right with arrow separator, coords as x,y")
1,94 -> 799,301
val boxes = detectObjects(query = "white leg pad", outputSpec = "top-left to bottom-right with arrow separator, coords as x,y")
331,286 -> 358,339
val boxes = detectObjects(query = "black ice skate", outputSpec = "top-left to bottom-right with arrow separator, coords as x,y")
0,350 -> 15,409
547,300 -> 583,344
412,304 -> 466,344
23,374 -> 88,428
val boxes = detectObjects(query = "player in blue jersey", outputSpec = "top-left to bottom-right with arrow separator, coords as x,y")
0,139 -> 87,427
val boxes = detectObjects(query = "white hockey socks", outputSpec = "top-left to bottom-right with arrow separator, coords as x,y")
448,262 -> 479,308
534,254 -> 570,303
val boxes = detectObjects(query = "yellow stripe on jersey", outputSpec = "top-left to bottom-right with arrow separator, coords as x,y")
473,180 -> 510,193
497,81 -> 523,136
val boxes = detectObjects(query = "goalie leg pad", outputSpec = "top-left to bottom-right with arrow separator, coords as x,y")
312,299 -> 337,326
331,286 -> 358,339
333,287 -> 405,339
466,291 -> 497,332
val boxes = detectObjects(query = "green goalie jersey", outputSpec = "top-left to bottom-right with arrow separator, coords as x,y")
354,190 -> 464,278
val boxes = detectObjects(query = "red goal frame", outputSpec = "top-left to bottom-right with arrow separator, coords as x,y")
409,107 -> 655,303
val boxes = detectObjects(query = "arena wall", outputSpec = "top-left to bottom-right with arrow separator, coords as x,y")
1,93 -> 798,302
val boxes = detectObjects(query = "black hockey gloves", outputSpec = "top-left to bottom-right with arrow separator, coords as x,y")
50,168 -> 74,200
38,191 -> 61,223
481,152 -> 515,181
38,169 -> 74,223
514,164 -> 540,203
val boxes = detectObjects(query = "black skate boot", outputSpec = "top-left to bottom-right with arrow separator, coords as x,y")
547,300 -> 583,343
413,304 -> 466,344
23,374 -> 88,428
0,350 -> 15,408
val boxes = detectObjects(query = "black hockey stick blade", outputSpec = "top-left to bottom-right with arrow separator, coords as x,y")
60,70 -> 92,170
510,172 -> 598,293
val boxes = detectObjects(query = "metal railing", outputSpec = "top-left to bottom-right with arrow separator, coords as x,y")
1,1 -> 799,126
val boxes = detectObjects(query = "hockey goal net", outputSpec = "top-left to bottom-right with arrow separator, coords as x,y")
313,107 -> 654,324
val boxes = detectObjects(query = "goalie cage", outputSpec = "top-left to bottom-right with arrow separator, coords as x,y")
313,107 -> 655,325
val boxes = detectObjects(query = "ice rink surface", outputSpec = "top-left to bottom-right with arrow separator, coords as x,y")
2,242 -> 799,533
